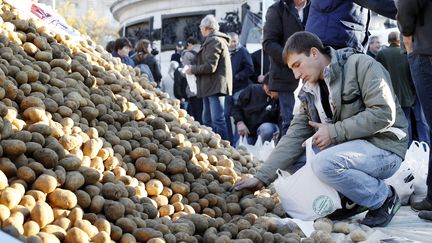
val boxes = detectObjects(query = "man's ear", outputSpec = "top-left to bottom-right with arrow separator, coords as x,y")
310,47 -> 319,58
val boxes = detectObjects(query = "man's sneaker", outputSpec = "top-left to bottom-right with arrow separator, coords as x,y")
361,186 -> 401,227
411,198 -> 432,212
326,196 -> 368,221
419,210 -> 432,221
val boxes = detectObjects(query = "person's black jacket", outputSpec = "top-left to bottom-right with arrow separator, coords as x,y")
397,0 -> 432,56
262,0 -> 309,92
232,84 -> 279,137
231,46 -> 254,93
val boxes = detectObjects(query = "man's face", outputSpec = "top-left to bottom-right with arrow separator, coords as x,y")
286,50 -> 322,84
118,46 -> 131,58
229,36 -> 239,49
369,39 -> 381,54
200,26 -> 210,37
264,84 -> 278,99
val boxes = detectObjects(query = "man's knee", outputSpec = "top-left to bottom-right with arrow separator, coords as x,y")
310,154 -> 341,181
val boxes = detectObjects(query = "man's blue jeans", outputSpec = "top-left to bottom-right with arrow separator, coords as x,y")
202,95 -> 229,140
408,54 -> 432,199
279,91 -> 295,138
309,140 -> 401,209
402,97 -> 430,146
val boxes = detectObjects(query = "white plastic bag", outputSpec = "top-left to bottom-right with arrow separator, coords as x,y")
404,141 -> 430,204
259,139 -> 275,162
273,138 -> 341,221
238,136 -> 274,161
385,161 -> 414,205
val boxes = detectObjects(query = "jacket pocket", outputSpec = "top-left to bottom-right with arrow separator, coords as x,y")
341,93 -> 361,104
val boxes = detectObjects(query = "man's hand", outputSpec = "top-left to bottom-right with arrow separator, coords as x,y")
185,66 -> 193,75
403,35 -> 413,54
309,121 -> 332,150
232,177 -> 264,191
237,121 -> 250,137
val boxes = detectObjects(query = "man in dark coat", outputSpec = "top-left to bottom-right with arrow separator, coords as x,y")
186,14 -> 233,140
397,0 -> 432,220
376,31 -> 430,146
306,0 -> 397,52
263,0 -> 309,140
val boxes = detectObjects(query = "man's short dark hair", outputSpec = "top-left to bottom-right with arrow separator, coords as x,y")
186,37 -> 199,45
282,31 -> 326,63
388,31 -> 399,44
114,37 -> 132,52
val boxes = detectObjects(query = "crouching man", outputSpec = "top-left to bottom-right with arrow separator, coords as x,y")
233,31 -> 408,227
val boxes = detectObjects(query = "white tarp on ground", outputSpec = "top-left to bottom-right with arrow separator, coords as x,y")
351,206 -> 432,242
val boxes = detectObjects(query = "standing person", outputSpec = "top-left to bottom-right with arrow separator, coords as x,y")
225,32 -> 254,144
367,36 -> 381,58
262,0 -> 309,141
112,37 -> 135,67
134,39 -> 162,86
376,31 -> 430,146
233,31 -> 408,227
250,48 -> 270,83
397,0 -> 432,219
186,15 -> 232,140
306,0 -> 397,53
178,37 -> 203,124
171,41 -> 184,64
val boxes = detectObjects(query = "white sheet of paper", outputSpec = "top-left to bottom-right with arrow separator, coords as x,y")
182,65 -> 197,94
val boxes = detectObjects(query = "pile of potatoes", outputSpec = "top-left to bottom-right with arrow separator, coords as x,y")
0,2 -> 378,243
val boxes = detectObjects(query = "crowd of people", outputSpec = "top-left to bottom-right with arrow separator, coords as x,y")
107,0 -> 432,227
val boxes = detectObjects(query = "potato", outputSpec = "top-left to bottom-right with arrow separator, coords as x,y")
120,233 -> 137,243
75,219 -> 98,238
37,231 -> 61,243
1,139 -> 26,156
32,174 -> 57,194
92,231 -> 111,243
146,179 -> 164,196
115,217 -> 137,233
0,187 -> 23,209
104,200 -> 125,222
94,218 -> 111,234
63,171 -> 85,191
41,224 -> 66,241
33,148 -> 59,168
35,51 -> 52,62
135,157 -> 157,173
17,166 -> 36,183
0,170 -> 8,190
47,188 -> 77,209
133,228 -> 163,242
24,220 -> 40,236
23,42 -> 39,55
26,189 -> 47,202
64,227 -> 90,243
31,202 -> 54,228
89,195 -> 105,213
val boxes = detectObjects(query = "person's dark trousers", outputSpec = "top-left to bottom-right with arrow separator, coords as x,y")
224,95 -> 235,144
278,91 -> 295,140
202,95 -> 229,141
402,98 -> 430,146
187,96 -> 203,124
408,54 -> 432,200
224,90 -> 243,144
